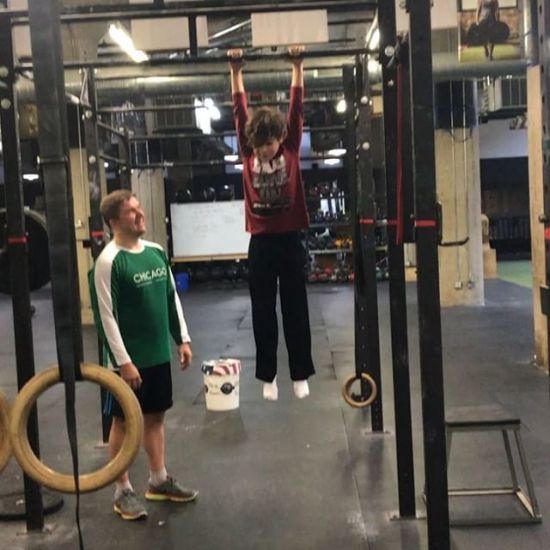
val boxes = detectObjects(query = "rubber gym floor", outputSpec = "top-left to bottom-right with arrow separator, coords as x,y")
1,274 -> 549,549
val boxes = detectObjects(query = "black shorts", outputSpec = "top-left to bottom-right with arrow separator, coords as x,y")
109,362 -> 173,418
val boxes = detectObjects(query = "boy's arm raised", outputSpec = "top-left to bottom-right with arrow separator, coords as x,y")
228,49 -> 245,94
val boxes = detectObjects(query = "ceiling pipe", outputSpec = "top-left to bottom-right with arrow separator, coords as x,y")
14,55 -> 530,105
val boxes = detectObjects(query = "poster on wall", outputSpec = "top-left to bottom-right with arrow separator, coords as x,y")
458,0 -> 522,63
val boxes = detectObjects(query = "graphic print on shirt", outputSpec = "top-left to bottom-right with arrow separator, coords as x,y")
251,156 -> 290,216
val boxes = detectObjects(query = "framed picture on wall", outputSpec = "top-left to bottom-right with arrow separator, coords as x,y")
458,0 -> 522,63
458,0 -> 518,10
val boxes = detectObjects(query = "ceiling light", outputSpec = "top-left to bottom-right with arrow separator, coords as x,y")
323,158 -> 341,166
234,164 -> 244,171
23,173 -> 39,181
108,24 -> 149,63
224,154 -> 239,163
370,29 -> 380,50
336,99 -> 347,113
327,148 -> 346,157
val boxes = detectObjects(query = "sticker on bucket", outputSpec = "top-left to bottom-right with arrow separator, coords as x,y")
201,359 -> 241,411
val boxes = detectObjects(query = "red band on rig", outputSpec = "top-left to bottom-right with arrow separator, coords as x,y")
8,236 -> 27,244
91,231 -> 104,238
359,218 -> 375,225
545,227 -> 550,241
415,220 -> 437,228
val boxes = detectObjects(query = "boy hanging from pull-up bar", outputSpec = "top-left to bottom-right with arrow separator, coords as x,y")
228,46 -> 315,400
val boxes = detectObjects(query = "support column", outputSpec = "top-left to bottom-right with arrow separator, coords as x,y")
69,147 -> 94,325
528,66 -> 548,370
408,1 -> 450,547
435,81 -> 484,306
132,169 -> 167,251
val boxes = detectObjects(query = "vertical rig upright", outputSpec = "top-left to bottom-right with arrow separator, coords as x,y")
408,0 -> 451,547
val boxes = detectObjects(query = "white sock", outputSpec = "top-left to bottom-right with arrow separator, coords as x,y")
114,480 -> 133,499
149,467 -> 168,487
293,380 -> 310,399
263,377 -> 278,401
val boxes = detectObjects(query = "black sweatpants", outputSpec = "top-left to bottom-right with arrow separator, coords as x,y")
248,231 -> 315,382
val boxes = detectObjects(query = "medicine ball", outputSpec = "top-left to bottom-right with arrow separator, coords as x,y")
217,184 -> 234,201
202,186 -> 216,202
175,188 -> 193,203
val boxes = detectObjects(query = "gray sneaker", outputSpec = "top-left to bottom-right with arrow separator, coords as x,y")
145,476 -> 199,503
113,489 -> 148,520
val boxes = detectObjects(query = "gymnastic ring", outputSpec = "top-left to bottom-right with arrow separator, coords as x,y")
0,391 -> 12,473
342,373 -> 378,408
9,363 -> 143,494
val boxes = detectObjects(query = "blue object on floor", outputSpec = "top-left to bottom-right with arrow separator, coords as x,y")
175,272 -> 189,292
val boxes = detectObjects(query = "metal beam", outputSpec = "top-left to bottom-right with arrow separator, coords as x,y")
0,13 -> 44,532
10,1 -> 376,25
27,0 -> 84,544
355,60 -> 383,432
408,0 -> 450,548
378,0 -> 416,518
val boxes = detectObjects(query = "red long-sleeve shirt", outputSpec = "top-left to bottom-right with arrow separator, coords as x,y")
232,87 -> 310,234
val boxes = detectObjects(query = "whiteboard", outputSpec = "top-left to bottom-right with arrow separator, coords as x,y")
171,201 -> 250,259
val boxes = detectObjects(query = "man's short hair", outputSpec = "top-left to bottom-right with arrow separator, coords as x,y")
100,189 -> 135,227
245,107 -> 286,148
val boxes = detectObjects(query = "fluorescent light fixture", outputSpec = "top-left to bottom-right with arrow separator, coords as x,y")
209,106 -> 221,121
209,19 -> 251,41
370,29 -> 380,49
234,164 -> 244,171
368,58 -> 380,76
135,76 -> 176,84
224,154 -> 239,162
327,148 -> 346,157
104,162 -> 109,168
194,98 -> 211,134
336,99 -> 347,113
323,158 -> 341,166
108,23 -> 149,63
23,173 -> 39,181
204,97 -> 221,121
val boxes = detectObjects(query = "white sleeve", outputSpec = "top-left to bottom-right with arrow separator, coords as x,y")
168,269 -> 191,343
94,256 -> 132,366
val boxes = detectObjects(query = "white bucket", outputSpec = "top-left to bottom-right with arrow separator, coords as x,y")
202,359 -> 241,411
203,373 -> 240,411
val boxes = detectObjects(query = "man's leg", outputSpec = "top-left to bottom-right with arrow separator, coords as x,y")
109,416 -> 147,520
142,412 -> 166,474
143,411 -> 198,503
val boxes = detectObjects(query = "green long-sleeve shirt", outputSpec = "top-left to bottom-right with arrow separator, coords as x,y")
90,239 -> 190,369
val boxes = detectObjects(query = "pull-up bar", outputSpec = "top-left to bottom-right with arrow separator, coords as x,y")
14,47 -> 374,73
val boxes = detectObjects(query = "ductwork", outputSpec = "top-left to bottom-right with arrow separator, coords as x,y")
14,54 -> 530,105
15,71 -> 344,104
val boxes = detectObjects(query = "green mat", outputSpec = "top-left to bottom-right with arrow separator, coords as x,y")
497,260 -> 532,289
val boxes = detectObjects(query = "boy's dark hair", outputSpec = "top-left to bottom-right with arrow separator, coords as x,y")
100,189 -> 135,227
245,107 -> 286,148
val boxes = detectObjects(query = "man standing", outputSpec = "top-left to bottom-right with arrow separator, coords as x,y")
91,190 -> 198,520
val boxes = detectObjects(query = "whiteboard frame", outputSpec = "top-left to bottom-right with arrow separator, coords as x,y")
170,201 -> 250,261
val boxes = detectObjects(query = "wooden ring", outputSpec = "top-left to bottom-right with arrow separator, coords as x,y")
9,364 -> 143,493
0,391 -> 12,473
342,373 -> 378,408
